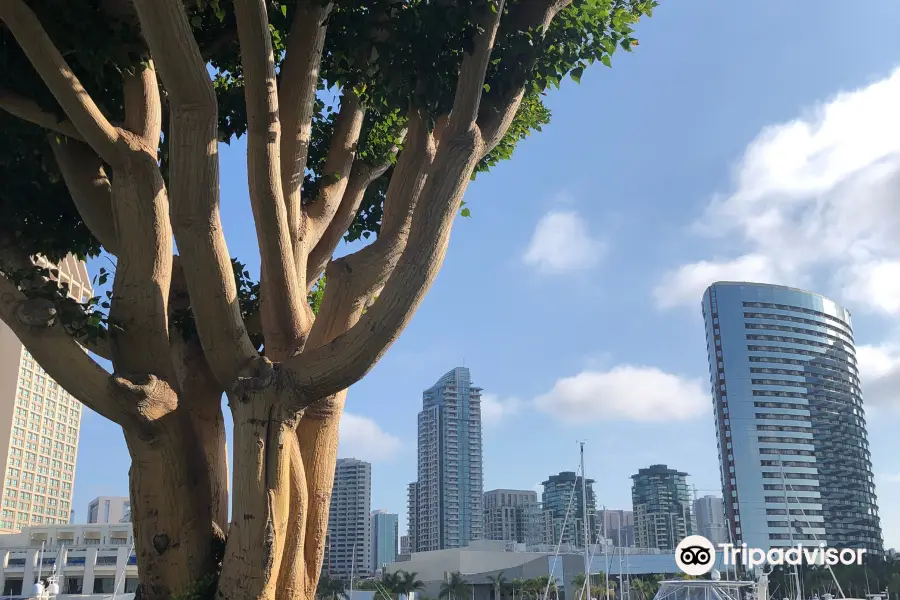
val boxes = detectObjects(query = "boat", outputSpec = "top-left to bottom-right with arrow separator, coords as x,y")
652,568 -> 762,600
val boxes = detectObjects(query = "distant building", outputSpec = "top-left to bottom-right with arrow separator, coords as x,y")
0,523 -> 137,595
328,458 -> 372,576
597,509 -> 634,547
410,367 -> 484,552
371,510 -> 399,572
0,256 -> 90,533
631,465 -> 693,551
400,535 -> 411,555
406,482 -> 418,554
702,282 -> 883,554
483,489 -> 552,546
693,495 -> 727,545
542,472 -> 596,548
87,497 -> 130,525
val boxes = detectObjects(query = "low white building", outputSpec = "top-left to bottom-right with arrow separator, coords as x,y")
0,523 -> 137,597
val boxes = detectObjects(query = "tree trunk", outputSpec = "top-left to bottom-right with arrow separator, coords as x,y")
218,360 -> 299,600
126,408 -> 226,600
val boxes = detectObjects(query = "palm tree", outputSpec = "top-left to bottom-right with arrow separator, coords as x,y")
630,577 -> 660,600
378,571 -> 403,599
440,572 -> 471,600
571,574 -> 587,600
317,574 -> 350,600
398,571 -> 427,598
510,579 -> 526,600
531,576 -> 552,600
488,572 -> 508,600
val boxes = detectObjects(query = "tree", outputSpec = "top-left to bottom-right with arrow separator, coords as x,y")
397,571 -> 427,597
380,571 -> 404,598
316,575 -> 349,600
0,1 -> 656,600
510,578 -> 527,600
440,573 -> 471,600
571,574 -> 587,600
488,572 -> 508,600
629,575 -> 661,600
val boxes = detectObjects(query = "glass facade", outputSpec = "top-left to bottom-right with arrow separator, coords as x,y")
702,282 -> 883,554
631,465 -> 694,550
412,367 -> 483,551
542,471 -> 596,548
371,510 -> 398,571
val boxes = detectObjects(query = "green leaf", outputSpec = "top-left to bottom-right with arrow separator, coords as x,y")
460,207 -> 471,218
601,55 -> 611,68
570,67 -> 584,83
280,4 -> 287,17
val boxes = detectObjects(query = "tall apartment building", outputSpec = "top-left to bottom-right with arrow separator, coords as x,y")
409,367 -> 484,552
542,471 -> 596,548
371,509 -> 399,572
87,496 -> 130,524
483,489 -> 551,546
693,495 -> 727,545
327,458 -> 372,576
406,482 -> 417,554
597,509 -> 634,547
702,282 -> 883,553
631,464 -> 693,551
0,256 -> 91,533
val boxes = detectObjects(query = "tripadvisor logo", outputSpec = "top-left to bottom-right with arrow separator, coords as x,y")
675,535 -> 717,576
675,535 -> 866,576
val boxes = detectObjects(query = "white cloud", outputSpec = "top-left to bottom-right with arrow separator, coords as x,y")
480,394 -> 523,426
656,67 -> 900,312
857,344 -> 900,410
654,254 -> 789,309
533,365 -> 708,423
523,210 -> 606,274
338,413 -> 402,462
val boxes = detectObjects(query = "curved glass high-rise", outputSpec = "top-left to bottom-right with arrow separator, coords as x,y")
701,282 -> 883,554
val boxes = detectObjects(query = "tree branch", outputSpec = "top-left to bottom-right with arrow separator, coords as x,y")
302,92 -> 366,250
508,0 -> 571,33
235,0 -> 308,360
447,0 -> 507,136
48,136 -> 120,256
476,0 -> 574,153
305,160 -> 391,288
290,124 -> 481,399
0,0 -> 121,164
305,110 -> 432,349
289,3 -> 523,399
0,244 -> 124,425
279,1 -> 333,258
478,87 -> 525,156
123,61 -> 162,145
105,61 -> 174,380
0,273 -> 123,422
132,0 -> 258,386
0,88 -> 84,140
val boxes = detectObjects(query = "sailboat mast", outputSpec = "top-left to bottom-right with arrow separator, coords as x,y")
779,460 -> 801,600
350,539 -> 356,597
580,442 -> 591,600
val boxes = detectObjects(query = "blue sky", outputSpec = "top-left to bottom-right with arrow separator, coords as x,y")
77,0 -> 900,547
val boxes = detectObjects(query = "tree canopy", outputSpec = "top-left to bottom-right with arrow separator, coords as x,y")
0,1 -> 656,600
